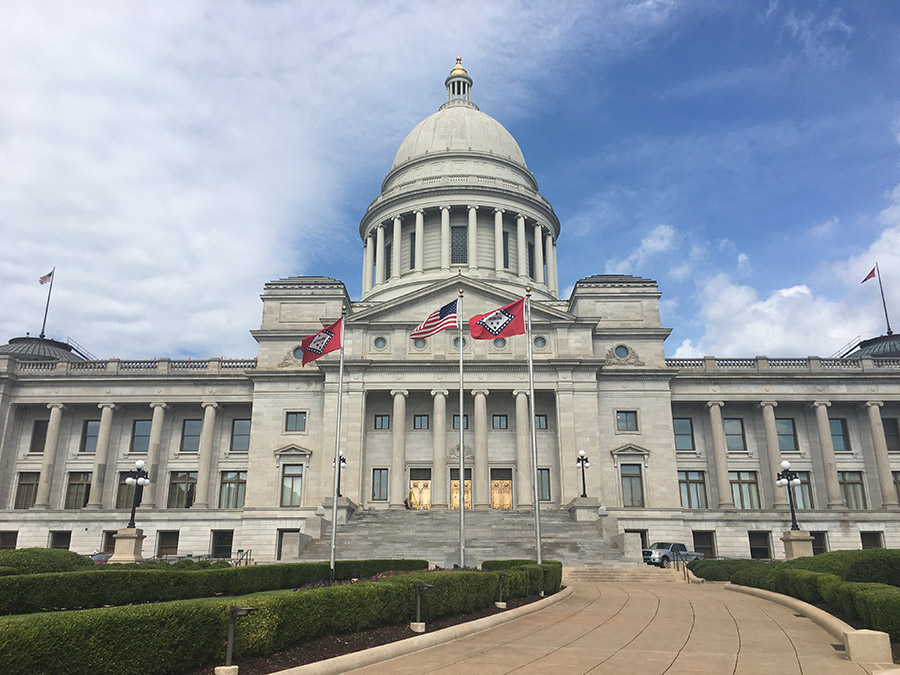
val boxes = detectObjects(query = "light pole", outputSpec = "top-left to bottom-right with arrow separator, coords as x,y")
124,459 -> 151,529
576,450 -> 590,498
776,459 -> 802,531
333,450 -> 347,498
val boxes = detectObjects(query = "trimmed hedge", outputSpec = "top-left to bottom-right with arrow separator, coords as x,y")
0,548 -> 93,575
687,559 -> 763,582
0,559 -> 428,615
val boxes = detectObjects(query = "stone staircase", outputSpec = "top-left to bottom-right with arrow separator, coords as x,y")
297,507 -> 635,568
563,566 -> 687,583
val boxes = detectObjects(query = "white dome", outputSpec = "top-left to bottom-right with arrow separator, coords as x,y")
392,104 -> 527,170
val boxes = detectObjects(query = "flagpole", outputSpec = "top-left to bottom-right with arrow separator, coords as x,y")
876,263 -> 893,335
525,288 -> 543,564
39,267 -> 55,339
458,289 -> 466,568
328,306 -> 347,582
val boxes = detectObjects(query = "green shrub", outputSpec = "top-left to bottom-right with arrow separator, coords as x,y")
687,559 -> 764,582
0,566 -> 17,576
771,568 -> 827,603
0,548 -> 92,575
334,558 -> 428,579
482,559 -> 536,571
779,550 -> 861,578
843,549 -> 900,587
729,560 -> 778,589
815,573 -> 842,605
854,584 -> 900,642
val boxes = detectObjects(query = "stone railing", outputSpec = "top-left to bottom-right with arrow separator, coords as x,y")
666,356 -> 897,373
7,357 -> 257,376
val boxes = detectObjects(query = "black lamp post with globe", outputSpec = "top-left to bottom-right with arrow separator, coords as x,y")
124,459 -> 151,529
576,450 -> 590,498
776,460 -> 802,531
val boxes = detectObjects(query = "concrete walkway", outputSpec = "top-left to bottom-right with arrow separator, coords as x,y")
347,582 -> 899,674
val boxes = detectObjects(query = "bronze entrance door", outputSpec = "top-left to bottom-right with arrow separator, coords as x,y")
408,468 -> 431,510
449,467 -> 472,510
490,468 -> 513,509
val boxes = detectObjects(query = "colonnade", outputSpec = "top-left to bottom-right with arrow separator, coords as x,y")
361,207 -> 559,294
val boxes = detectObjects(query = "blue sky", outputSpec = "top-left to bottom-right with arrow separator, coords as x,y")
2,1 -> 900,359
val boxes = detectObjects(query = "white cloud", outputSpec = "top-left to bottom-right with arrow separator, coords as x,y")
782,8 -> 853,67
736,252 -> 751,272
604,224 -> 677,274
808,216 -> 838,239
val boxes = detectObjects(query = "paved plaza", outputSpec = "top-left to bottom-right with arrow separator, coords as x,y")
339,582 -> 898,675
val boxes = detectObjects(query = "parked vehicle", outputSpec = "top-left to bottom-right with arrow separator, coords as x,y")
89,552 -> 113,564
642,542 -> 704,568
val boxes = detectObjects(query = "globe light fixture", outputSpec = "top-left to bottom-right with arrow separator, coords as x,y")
124,459 -> 151,529
775,459 -> 802,531
576,450 -> 590,498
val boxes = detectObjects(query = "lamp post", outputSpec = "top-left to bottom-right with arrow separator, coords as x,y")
333,450 -> 347,498
124,459 -> 151,529
576,450 -> 590,498
776,460 -> 802,531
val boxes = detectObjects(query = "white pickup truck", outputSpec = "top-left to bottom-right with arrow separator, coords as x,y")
642,542 -> 704,568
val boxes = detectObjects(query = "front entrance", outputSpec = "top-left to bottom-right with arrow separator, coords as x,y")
450,468 -> 472,510
408,468 -> 431,510
490,468 -> 513,510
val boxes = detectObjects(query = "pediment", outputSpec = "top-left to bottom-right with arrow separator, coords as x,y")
273,443 -> 313,457
610,443 -> 651,467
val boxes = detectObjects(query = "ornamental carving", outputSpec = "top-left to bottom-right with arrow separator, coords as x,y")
605,345 -> 644,366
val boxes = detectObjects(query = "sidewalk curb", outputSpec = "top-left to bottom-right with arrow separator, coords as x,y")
274,586 -> 575,675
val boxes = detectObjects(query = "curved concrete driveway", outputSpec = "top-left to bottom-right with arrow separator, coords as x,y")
348,582 -> 897,674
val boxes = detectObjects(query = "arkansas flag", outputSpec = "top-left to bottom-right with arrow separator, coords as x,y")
861,266 -> 877,283
469,298 -> 526,339
299,318 -> 343,365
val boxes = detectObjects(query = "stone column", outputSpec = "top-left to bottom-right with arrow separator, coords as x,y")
192,402 -> 218,508
467,205 -> 478,270
472,390 -> 489,508
707,401 -> 734,508
33,403 -> 64,509
494,208 -> 504,270
866,401 -> 899,509
85,403 -> 116,508
533,224 -> 545,284
514,390 -> 533,508
143,402 -> 167,507
391,215 -> 402,279
375,225 -> 385,285
440,206 -> 451,270
363,235 -> 374,293
547,235 -> 558,292
414,209 -> 424,273
759,401 -> 788,507
813,401 -> 844,509
432,390 -> 448,508
389,390 -> 408,507
516,214 -> 527,278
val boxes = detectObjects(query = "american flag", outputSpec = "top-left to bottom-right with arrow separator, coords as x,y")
39,270 -> 53,285
411,300 -> 458,339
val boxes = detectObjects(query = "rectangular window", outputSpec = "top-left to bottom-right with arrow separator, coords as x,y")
64,472 -> 92,509
673,418 -> 694,451
883,418 -> 900,452
116,472 -> 137,510
729,471 -> 760,509
167,471 -> 197,509
384,243 -> 392,278
49,531 -> 71,550
14,472 -> 39,510
130,419 -> 152,453
180,419 -> 202,452
374,414 -> 390,430
211,530 -> 234,558
534,414 -> 548,430
616,411 -> 638,432
29,420 -> 48,453
80,420 -> 100,453
281,464 -> 303,507
621,464 -> 644,507
372,468 -> 389,501
102,531 -> 117,553
527,242 -> 535,279
861,531 -> 883,549
839,471 -> 866,509
452,414 -> 469,430
678,470 -> 707,509
285,411 -> 307,432
230,419 -> 251,451
776,418 -> 798,452
810,531 -> 827,555
157,531 -> 179,557
0,531 -> 17,550
413,414 -> 429,430
409,232 -> 416,270
894,471 -> 900,503
492,414 -> 508,430
830,418 -> 851,452
790,471 -> 814,510
219,471 -> 247,509
692,531 -> 716,559
450,226 -> 467,264
748,531 -> 771,559
537,467 -> 551,501
723,419 -> 746,451
502,231 -> 510,268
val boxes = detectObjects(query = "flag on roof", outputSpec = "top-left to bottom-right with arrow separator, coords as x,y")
861,266 -> 877,283
469,298 -> 526,340
299,317 -> 343,365
39,270 -> 53,285
411,300 -> 458,339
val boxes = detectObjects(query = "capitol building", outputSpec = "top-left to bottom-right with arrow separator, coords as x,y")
1,60 -> 899,564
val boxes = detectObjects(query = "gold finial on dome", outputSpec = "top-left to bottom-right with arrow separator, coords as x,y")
450,57 -> 467,76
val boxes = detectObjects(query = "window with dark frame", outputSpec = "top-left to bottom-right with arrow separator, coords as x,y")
372,468 -> 388,500
80,420 -> 100,453
49,531 -> 71,550
452,414 -> 469,430
492,414 -> 508,430
527,242 -> 535,279
130,419 -> 152,453
285,411 -> 307,432
167,471 -> 197,509
0,531 -> 17,550
64,472 -> 92,509
894,471 -> 900,503
729,471 -> 760,509
14,472 -> 39,510
775,418 -> 798,452
281,464 -> 303,507
450,226 -> 467,264
409,232 -> 416,269
790,471 -> 814,509
861,531 -> 884,549
211,530 -> 234,558
230,419 -> 251,451
810,531 -> 827,555
621,464 -> 644,507
830,418 -> 851,452
616,411 -> 638,432
157,531 -> 179,557
384,243 -> 392,278
678,470 -> 707,509
537,468 -> 551,501
748,531 -> 771,559
838,471 -> 866,509
503,231 -> 510,268
180,419 -> 202,452
692,531 -> 716,559
883,418 -> 900,452
29,420 -> 48,453
116,472 -> 136,509
723,418 -> 746,451
219,471 -> 247,509
534,414 -> 548,430
673,418 -> 694,451
374,414 -> 390,430
413,415 -> 429,430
